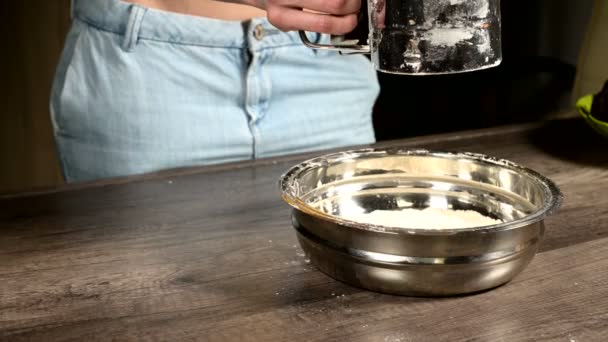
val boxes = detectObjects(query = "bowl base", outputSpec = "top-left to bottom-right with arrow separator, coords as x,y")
296,230 -> 538,297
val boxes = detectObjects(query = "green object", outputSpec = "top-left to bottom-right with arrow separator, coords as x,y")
577,94 -> 608,138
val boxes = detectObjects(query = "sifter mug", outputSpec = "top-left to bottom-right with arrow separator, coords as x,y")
299,0 -> 502,75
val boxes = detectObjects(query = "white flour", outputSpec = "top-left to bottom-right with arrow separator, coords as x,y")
422,0 -> 493,51
473,1 -> 490,18
426,27 -> 475,46
346,208 -> 502,229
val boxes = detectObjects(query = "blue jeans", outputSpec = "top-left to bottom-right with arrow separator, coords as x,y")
51,0 -> 380,182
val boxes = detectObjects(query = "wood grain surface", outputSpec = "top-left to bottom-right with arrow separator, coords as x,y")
1,118 -> 607,342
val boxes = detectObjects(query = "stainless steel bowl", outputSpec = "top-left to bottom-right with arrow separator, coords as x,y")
280,149 -> 563,296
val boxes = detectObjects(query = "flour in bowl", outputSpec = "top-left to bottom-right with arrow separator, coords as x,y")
346,208 -> 502,229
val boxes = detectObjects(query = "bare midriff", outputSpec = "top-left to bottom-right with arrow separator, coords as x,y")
122,0 -> 267,20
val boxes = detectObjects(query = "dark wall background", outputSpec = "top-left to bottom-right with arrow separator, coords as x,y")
0,1 -> 70,194
366,0 -> 594,140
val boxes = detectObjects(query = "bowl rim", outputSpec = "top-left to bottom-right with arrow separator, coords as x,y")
279,148 -> 563,235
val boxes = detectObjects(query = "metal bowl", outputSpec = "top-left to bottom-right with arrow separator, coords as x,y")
279,148 -> 563,296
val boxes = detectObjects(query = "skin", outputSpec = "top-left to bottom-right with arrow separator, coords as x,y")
123,0 -> 361,34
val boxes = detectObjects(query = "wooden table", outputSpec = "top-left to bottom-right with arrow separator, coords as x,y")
2,118 -> 607,341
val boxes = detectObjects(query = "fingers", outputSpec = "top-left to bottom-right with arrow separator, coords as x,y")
372,0 -> 385,29
264,0 -> 361,34
273,0 -> 361,16
267,6 -> 359,34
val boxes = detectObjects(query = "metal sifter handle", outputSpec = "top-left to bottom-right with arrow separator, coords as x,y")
298,31 -> 370,54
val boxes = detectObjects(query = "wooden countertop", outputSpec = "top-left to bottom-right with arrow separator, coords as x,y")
1,118 -> 607,341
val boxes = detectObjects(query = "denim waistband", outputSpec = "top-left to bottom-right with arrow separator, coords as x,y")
72,0 -> 322,50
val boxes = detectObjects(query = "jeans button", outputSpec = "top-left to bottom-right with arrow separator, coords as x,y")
253,24 -> 265,40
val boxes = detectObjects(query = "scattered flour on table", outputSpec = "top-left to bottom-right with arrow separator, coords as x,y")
345,208 -> 502,229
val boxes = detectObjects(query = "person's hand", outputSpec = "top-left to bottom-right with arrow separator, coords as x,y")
253,0 -> 362,35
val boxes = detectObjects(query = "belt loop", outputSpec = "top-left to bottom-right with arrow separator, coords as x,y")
122,5 -> 147,52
